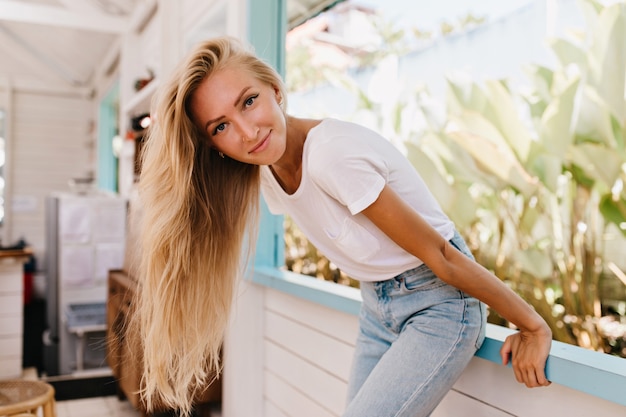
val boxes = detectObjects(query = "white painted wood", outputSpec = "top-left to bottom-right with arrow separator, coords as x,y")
0,356 -> 22,379
158,0 -> 182,77
264,401 -> 290,417
0,0 -> 127,33
10,92 -> 93,259
128,0 -> 158,33
224,281 -> 626,417
0,335 -> 22,356
264,340 -> 347,415
222,281 -> 265,417
264,310 -> 355,381
264,371 -> 336,417
0,294 -> 21,315
451,357 -> 626,417
0,256 -> 26,378
54,0 -> 105,15
0,83 -> 14,246
182,0 -> 226,42
0,316 -> 21,336
265,289 -> 359,345
226,0 -> 247,38
432,390 -> 512,417
136,7 -> 161,81
0,263 -> 22,292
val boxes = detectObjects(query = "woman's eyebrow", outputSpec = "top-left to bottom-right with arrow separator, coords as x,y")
204,86 -> 252,131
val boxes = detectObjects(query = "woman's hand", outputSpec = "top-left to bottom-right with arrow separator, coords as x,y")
501,325 -> 552,387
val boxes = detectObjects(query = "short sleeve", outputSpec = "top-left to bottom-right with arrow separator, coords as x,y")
307,135 -> 388,215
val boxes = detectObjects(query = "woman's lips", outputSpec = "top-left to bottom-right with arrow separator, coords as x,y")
249,132 -> 270,153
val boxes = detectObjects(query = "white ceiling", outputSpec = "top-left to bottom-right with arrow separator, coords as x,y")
0,0 -> 341,90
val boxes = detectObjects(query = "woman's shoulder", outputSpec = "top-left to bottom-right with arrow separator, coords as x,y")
307,118 -> 384,151
304,119 -> 391,178
311,118 -> 374,136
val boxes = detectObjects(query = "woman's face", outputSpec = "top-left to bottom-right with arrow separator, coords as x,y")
190,66 -> 287,165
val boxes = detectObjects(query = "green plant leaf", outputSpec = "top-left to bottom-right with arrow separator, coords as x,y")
405,141 -> 455,211
599,194 -> 626,236
531,153 -> 563,192
539,75 -> 579,156
568,142 -> 623,189
445,76 -> 488,115
588,2 -> 626,124
548,37 -> 588,70
484,80 -> 534,163
574,85 -> 618,148
522,64 -> 554,106
577,0 -> 604,28
611,114 -> 625,151
446,127 -> 538,197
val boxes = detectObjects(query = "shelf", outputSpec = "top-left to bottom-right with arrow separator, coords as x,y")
121,78 -> 159,117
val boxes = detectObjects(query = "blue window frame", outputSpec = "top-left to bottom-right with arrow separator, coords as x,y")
248,0 -> 287,269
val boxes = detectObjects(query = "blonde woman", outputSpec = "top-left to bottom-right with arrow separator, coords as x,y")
137,36 -> 552,416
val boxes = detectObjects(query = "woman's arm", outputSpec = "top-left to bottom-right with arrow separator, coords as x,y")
361,185 -> 552,388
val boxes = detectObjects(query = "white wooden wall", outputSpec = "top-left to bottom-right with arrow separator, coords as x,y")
224,281 -> 626,417
9,91 -> 94,265
263,289 -> 356,416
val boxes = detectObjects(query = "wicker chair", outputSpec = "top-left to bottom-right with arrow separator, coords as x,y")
0,380 -> 56,417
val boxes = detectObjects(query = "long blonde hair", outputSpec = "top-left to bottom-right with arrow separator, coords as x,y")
134,36 -> 286,415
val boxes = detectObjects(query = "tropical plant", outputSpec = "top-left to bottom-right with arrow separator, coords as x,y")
398,0 -> 626,354
284,0 -> 626,356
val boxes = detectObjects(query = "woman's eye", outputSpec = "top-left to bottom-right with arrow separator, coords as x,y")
213,123 -> 226,135
244,95 -> 258,107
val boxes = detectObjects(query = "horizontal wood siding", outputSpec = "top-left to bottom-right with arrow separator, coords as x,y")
224,280 -> 626,417
432,389 -> 512,417
449,357 -> 626,417
263,290 -> 356,416
10,91 -> 93,263
265,371 -> 334,417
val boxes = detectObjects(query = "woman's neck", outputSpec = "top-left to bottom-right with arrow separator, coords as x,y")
269,116 -> 321,194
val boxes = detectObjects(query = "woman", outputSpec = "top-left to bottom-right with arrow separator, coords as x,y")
136,36 -> 552,416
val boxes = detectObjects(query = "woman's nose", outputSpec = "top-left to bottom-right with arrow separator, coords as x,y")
239,123 -> 258,142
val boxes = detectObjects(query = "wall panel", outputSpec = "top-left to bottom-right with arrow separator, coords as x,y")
10,91 -> 93,263
264,341 -> 347,415
264,309 -> 354,381
264,371 -> 335,417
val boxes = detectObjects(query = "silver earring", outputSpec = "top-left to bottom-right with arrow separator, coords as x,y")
218,151 -> 224,159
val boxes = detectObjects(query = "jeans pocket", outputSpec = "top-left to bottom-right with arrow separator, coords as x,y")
400,264 -> 446,292
474,301 -> 487,350
449,231 -> 475,261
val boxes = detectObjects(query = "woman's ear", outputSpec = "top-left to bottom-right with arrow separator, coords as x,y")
273,85 -> 282,104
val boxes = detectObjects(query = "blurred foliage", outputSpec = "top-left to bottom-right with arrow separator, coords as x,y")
284,0 -> 626,356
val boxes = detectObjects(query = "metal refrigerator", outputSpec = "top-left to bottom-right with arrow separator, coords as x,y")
44,191 -> 127,376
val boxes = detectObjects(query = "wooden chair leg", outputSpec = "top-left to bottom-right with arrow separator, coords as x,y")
44,399 -> 57,417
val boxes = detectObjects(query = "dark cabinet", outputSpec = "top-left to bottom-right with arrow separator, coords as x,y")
106,269 -> 221,416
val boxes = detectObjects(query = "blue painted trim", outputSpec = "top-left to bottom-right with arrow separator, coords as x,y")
247,0 -> 286,269
251,268 -> 626,407
246,0 -> 286,75
97,81 -> 119,192
477,324 -> 626,406
253,266 -> 361,315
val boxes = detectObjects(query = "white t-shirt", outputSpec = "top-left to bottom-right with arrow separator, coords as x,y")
260,118 -> 455,282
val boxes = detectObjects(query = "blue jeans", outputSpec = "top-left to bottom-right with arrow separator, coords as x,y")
344,231 -> 486,417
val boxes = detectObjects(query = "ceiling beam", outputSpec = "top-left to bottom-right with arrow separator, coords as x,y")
0,0 -> 128,33
54,0 -> 104,15
0,22 -> 86,86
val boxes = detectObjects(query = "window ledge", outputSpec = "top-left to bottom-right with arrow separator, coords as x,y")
252,265 -> 626,407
